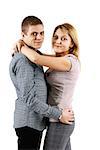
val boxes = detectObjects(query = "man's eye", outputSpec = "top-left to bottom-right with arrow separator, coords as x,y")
40,32 -> 44,36
32,32 -> 38,36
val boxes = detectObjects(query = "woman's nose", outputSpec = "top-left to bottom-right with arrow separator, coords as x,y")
56,38 -> 61,43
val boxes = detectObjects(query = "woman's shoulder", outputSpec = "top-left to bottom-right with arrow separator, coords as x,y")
65,54 -> 77,59
65,54 -> 80,71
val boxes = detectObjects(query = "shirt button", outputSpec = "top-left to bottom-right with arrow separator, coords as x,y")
34,93 -> 36,97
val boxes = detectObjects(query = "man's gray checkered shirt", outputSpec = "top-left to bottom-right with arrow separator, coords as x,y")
9,53 -> 61,131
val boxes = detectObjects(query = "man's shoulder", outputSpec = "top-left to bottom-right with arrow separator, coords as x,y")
13,52 -> 26,60
11,53 -> 28,64
9,53 -> 29,69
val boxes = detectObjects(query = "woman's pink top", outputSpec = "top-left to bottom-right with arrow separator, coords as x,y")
45,54 -> 80,122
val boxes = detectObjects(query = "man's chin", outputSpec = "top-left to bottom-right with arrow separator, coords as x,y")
28,44 -> 41,50
35,45 -> 42,49
27,44 -> 42,50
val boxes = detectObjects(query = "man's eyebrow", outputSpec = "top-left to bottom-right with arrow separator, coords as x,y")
30,32 -> 37,35
31,31 -> 44,34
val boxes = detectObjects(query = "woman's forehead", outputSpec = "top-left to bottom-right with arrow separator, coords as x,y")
54,28 -> 68,36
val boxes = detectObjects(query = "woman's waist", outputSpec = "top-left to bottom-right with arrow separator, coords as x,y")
48,96 -> 72,108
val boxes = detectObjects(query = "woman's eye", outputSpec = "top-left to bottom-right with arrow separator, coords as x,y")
61,37 -> 67,41
53,36 -> 58,40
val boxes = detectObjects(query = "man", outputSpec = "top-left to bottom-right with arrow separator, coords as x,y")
9,16 -> 74,150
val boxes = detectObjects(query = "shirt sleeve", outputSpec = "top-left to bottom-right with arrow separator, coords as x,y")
14,57 -> 61,120
66,55 -> 79,72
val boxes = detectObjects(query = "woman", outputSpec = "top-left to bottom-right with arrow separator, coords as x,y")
16,23 -> 80,150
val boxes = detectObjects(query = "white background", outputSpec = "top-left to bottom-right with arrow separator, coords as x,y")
0,0 -> 100,149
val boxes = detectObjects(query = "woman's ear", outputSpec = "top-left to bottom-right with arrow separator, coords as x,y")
70,41 -> 74,48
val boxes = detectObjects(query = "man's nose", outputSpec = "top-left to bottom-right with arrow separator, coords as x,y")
36,33 -> 42,39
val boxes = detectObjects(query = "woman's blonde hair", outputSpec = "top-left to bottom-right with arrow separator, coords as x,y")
52,23 -> 79,58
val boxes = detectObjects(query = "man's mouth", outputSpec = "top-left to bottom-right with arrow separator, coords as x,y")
35,42 -> 42,44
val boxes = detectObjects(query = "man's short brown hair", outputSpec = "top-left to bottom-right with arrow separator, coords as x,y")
21,16 -> 43,34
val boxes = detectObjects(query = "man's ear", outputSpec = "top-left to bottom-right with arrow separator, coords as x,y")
21,32 -> 24,38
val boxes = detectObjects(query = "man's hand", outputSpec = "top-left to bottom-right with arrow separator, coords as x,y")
59,108 -> 74,125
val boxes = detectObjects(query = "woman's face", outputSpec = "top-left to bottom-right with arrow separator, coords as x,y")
52,28 -> 73,54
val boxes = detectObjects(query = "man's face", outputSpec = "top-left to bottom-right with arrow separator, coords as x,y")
22,24 -> 44,50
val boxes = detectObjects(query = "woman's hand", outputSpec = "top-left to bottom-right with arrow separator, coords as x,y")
12,39 -> 25,55
16,39 -> 25,52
